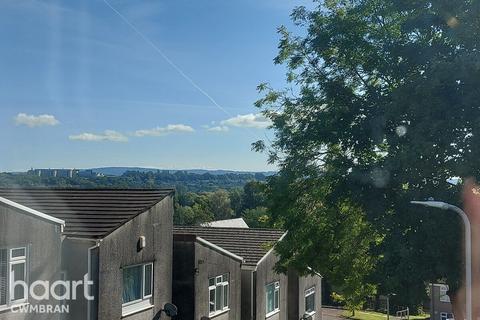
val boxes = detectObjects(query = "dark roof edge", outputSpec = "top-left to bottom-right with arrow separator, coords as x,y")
99,191 -> 175,239
255,231 -> 288,268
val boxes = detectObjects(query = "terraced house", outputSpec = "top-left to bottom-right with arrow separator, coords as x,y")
172,226 -> 322,320
0,188 -> 176,320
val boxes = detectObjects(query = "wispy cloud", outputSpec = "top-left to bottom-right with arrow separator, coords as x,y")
134,124 -> 195,137
14,113 -> 60,128
69,130 -> 128,142
207,126 -> 229,132
220,113 -> 271,129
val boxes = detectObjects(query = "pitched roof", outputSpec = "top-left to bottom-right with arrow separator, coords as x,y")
173,226 -> 285,266
0,188 -> 174,239
200,218 -> 249,229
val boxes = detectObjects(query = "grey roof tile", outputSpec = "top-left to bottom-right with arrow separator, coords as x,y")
174,226 -> 285,266
0,188 -> 174,239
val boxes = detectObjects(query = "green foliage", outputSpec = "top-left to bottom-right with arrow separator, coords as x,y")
0,171 -> 268,192
256,0 -> 478,311
242,207 -> 271,228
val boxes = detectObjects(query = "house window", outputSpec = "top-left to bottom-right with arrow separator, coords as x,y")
266,281 -> 280,317
209,273 -> 229,316
305,287 -> 316,314
441,313 -> 454,320
122,263 -> 153,316
439,285 -> 450,303
0,247 -> 28,309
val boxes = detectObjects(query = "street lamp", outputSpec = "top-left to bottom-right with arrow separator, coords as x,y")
410,200 -> 472,320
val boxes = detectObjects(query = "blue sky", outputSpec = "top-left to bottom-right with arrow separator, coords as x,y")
0,0 -> 311,172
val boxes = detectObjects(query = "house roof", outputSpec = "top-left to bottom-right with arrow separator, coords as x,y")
173,226 -> 285,267
0,188 -> 174,239
200,217 -> 249,228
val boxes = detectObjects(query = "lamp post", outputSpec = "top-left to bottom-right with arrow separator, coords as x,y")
410,200 -> 472,320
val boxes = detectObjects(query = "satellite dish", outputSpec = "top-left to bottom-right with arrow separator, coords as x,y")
163,303 -> 178,317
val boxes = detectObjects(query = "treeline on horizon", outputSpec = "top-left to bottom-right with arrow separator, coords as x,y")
0,170 -> 272,228
0,170 -> 268,192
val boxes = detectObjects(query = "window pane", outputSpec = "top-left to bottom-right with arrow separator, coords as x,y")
209,288 -> 215,312
224,284 -> 229,307
0,250 -> 7,305
11,248 -> 25,259
209,278 -> 215,287
122,266 -> 142,303
274,288 -> 279,309
305,293 -> 315,313
266,283 -> 274,313
12,262 -> 25,301
215,285 -> 223,310
223,273 -> 229,282
144,264 -> 152,297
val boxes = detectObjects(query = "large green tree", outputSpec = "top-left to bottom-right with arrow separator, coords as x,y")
256,0 -> 480,312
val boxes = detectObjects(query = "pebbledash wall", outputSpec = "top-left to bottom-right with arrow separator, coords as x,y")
0,201 -> 63,320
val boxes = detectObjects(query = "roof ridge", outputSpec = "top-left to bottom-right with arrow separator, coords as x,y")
173,225 -> 285,232
0,187 -> 175,192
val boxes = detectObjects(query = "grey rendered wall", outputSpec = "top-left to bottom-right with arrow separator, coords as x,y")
172,239 -> 195,320
430,285 -> 453,320
287,270 -> 299,320
255,253 -> 288,320
297,275 -> 322,320
96,195 -> 174,320
194,241 -> 241,320
61,238 -> 96,320
241,270 -> 254,320
0,203 -> 62,320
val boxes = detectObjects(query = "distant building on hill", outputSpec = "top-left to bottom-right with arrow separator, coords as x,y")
28,168 -> 80,178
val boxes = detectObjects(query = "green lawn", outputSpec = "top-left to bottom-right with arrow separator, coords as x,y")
342,310 -> 430,320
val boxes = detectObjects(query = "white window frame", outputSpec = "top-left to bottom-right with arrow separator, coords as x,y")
209,273 -> 230,317
304,286 -> 316,316
0,246 -> 28,310
440,313 -> 454,320
266,281 -> 280,318
121,262 -> 154,317
439,284 -> 450,303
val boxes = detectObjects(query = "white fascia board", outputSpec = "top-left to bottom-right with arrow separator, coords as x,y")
0,196 -> 65,226
255,231 -> 288,270
196,236 -> 244,263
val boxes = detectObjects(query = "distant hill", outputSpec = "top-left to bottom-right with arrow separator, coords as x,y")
86,167 -> 276,177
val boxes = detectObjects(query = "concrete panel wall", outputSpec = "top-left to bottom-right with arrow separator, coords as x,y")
96,196 -> 174,320
194,241 -> 241,320
255,253 -> 288,320
0,203 -> 62,320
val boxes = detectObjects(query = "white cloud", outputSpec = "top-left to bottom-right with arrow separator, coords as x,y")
134,124 -> 195,137
69,130 -> 128,142
207,126 -> 229,132
220,113 -> 271,129
14,113 -> 60,128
